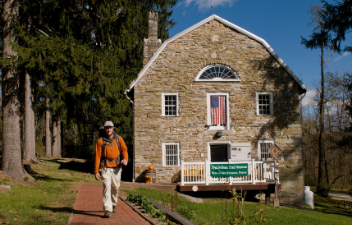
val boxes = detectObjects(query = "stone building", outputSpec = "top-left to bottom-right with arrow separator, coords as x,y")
125,13 -> 307,206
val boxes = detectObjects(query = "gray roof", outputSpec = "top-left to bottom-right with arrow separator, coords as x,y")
125,14 -> 307,94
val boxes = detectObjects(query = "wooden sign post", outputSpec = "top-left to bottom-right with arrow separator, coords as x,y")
268,144 -> 283,208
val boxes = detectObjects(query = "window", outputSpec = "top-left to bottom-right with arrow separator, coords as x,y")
195,64 -> 239,81
256,92 -> 273,115
207,93 -> 229,130
163,143 -> 180,166
258,141 -> 274,160
162,93 -> 179,116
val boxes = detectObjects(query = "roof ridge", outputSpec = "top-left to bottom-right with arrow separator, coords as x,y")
125,14 -> 307,95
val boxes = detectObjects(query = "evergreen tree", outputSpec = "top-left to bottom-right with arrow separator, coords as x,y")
322,0 -> 352,53
1,0 -> 33,181
301,5 -> 332,195
1,0 -> 178,179
320,0 -> 352,149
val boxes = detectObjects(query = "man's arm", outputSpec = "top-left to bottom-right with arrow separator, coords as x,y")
118,136 -> 128,166
94,139 -> 103,176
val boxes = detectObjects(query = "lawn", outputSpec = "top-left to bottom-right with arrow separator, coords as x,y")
1,158 -> 352,225
122,187 -> 352,225
0,158 -> 99,225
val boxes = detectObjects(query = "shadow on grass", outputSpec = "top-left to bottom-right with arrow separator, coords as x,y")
314,195 -> 352,218
32,174 -> 71,183
39,206 -> 73,213
44,159 -> 94,174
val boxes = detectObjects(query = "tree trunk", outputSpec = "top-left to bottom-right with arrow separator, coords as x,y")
45,97 -> 51,157
52,117 -> 58,158
317,42 -> 325,193
57,117 -> 61,158
23,71 -> 38,162
1,0 -> 33,181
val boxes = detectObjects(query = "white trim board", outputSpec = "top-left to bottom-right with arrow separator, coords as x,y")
125,15 -> 307,96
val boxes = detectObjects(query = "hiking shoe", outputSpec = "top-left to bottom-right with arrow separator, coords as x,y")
113,206 -> 116,213
103,211 -> 111,218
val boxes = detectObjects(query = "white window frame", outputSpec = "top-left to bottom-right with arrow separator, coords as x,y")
162,93 -> 179,116
257,140 -> 274,161
207,141 -> 231,162
207,93 -> 230,130
162,143 -> 180,167
256,92 -> 273,115
195,64 -> 240,82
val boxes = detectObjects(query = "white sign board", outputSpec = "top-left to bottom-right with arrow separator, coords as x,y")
230,143 -> 251,161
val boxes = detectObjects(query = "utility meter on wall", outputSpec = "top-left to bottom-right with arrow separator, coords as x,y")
230,143 -> 251,161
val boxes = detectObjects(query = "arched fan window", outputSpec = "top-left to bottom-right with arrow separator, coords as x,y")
195,64 -> 240,81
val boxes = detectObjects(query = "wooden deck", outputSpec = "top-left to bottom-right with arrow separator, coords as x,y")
177,182 -> 280,204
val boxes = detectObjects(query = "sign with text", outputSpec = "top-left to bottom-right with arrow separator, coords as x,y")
210,164 -> 248,177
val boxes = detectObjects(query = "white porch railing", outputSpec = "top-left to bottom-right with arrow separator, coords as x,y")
180,159 -> 276,185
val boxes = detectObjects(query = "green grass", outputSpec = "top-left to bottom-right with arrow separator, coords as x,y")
122,187 -> 352,225
0,158 -> 99,225
1,158 -> 352,225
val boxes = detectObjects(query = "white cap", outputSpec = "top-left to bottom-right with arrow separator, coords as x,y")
104,121 -> 114,127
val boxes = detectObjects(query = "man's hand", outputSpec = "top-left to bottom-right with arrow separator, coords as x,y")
95,172 -> 101,181
121,159 -> 128,166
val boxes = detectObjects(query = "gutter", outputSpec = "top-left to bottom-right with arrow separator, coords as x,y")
124,89 -> 135,182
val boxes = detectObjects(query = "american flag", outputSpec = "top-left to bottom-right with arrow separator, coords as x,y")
211,96 -> 227,125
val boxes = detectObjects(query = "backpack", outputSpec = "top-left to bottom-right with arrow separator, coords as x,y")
98,126 -> 121,167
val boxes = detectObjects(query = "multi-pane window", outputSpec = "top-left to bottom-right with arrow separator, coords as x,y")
196,64 -> 240,81
162,93 -> 178,116
163,143 -> 179,166
256,92 -> 273,115
258,141 -> 273,160
207,93 -> 229,130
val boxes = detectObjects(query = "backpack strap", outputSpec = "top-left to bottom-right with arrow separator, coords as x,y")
100,133 -> 121,167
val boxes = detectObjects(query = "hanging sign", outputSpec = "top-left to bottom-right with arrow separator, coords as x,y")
210,164 -> 248,177
268,144 -> 282,159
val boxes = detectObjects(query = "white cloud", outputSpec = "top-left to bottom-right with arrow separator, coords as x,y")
182,0 -> 238,11
333,52 -> 350,62
302,89 -> 318,107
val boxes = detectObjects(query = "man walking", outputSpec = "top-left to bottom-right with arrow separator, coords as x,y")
94,121 -> 128,218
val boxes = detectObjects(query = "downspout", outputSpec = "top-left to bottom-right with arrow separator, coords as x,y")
300,91 -> 307,186
124,89 -> 135,182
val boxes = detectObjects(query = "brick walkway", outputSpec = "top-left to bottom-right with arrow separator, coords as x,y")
70,183 -> 150,225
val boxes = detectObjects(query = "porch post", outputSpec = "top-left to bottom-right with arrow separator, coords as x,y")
181,160 -> 184,186
252,158 -> 255,184
205,160 -> 209,185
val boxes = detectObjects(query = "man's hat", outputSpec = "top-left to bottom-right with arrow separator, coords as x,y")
104,121 -> 114,127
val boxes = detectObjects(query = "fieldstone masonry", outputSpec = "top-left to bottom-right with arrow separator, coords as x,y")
133,18 -> 305,206
143,12 -> 162,66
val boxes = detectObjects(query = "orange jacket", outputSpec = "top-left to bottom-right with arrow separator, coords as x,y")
94,136 -> 128,174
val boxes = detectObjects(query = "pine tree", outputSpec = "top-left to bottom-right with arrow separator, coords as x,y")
301,5 -> 332,196
1,0 -> 178,177
1,0 -> 33,181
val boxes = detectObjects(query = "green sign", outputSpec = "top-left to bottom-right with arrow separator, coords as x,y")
210,164 -> 248,177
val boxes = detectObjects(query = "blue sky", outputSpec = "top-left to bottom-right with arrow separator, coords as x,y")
168,0 -> 352,106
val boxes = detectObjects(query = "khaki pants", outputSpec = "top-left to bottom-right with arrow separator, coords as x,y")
101,167 -> 122,212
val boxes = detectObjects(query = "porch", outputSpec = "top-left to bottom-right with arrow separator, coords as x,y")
178,159 -> 280,204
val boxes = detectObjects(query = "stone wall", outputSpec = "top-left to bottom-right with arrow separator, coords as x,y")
143,12 -> 162,66
134,19 -> 304,206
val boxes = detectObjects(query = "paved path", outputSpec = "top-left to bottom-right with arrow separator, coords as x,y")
70,183 -> 150,225
329,192 -> 352,199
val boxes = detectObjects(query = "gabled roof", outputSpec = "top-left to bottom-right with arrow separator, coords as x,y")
125,14 -> 307,95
